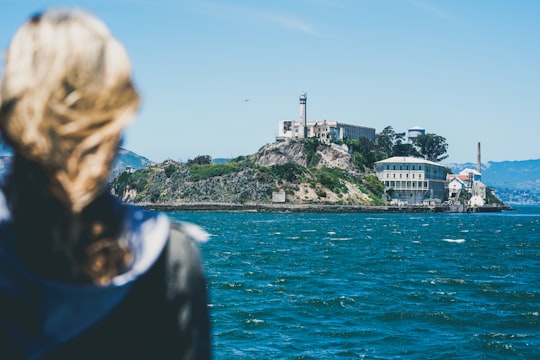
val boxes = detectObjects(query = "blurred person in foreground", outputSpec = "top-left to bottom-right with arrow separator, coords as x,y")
0,9 -> 211,359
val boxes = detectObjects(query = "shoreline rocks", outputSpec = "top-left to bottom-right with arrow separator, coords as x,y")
141,202 -> 513,213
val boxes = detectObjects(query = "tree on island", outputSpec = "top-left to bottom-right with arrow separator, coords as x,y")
347,137 -> 384,170
343,126 -> 449,169
187,155 -> 212,165
376,126 -> 403,157
375,126 -> 419,158
413,133 -> 449,162
392,139 -> 420,158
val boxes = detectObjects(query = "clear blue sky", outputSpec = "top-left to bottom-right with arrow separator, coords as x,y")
1,0 -> 539,164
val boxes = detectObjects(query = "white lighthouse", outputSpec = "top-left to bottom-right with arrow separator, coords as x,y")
298,92 -> 307,139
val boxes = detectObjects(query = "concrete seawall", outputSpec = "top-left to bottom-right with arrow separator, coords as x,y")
140,202 -> 514,213
141,202 -> 454,213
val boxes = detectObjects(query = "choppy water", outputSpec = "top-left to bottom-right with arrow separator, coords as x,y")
168,206 -> 540,359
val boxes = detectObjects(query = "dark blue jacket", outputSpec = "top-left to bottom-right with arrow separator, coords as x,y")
0,196 -> 211,359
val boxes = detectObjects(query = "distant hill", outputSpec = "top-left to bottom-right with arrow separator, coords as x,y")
446,159 -> 540,204
0,147 -> 152,179
212,158 -> 232,164
110,148 -> 152,178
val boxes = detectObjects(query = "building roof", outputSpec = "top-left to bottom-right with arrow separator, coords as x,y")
375,156 -> 445,168
447,174 -> 470,181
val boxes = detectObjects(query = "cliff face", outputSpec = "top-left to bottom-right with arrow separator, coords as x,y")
317,144 -> 355,170
255,140 -> 355,171
256,141 -> 308,167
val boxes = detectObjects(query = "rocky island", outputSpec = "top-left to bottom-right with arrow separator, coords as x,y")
110,139 -> 387,211
109,139 -> 509,213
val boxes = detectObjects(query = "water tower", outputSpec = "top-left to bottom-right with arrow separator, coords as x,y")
407,126 -> 425,143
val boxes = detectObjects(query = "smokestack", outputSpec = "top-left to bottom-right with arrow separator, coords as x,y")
477,142 -> 481,173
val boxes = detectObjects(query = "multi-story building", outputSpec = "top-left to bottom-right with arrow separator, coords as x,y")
375,156 -> 448,205
277,120 -> 376,144
276,93 -> 376,144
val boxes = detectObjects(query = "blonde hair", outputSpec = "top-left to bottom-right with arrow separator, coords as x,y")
0,9 -> 140,213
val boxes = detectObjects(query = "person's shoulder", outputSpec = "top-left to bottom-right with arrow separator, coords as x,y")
170,221 -> 209,245
167,222 -> 209,266
161,221 -> 211,359
0,189 -> 11,223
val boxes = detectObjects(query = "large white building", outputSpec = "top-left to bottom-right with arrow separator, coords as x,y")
276,93 -> 376,144
375,156 -> 448,205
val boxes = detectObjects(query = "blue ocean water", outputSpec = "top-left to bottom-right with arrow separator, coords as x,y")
168,206 -> 540,359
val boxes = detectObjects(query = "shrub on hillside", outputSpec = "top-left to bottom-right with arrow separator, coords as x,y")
302,138 -> 322,167
311,167 -> 348,194
270,162 -> 306,183
187,155 -> 212,165
188,162 -> 241,181
364,174 -> 384,197
112,168 -> 151,195
164,163 -> 179,178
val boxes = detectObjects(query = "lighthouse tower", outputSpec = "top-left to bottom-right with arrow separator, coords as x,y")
298,92 -> 307,139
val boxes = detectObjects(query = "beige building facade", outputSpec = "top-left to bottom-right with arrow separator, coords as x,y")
375,156 -> 448,205
277,120 -> 376,144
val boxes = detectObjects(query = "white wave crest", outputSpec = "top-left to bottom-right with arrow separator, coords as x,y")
442,238 -> 466,243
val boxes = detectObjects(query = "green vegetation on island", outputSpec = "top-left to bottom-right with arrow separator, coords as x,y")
110,149 -> 386,205
110,127 -> 510,209
110,135 -> 400,205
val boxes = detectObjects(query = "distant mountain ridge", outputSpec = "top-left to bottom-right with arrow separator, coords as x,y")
0,148 -> 152,179
110,148 -> 152,178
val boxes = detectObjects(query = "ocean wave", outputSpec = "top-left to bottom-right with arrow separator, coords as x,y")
441,238 -> 466,243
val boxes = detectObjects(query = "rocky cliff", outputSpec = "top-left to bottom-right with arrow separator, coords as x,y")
255,140 -> 355,171
110,140 -> 384,205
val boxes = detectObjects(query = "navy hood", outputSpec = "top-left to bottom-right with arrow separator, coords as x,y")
0,193 -> 170,359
